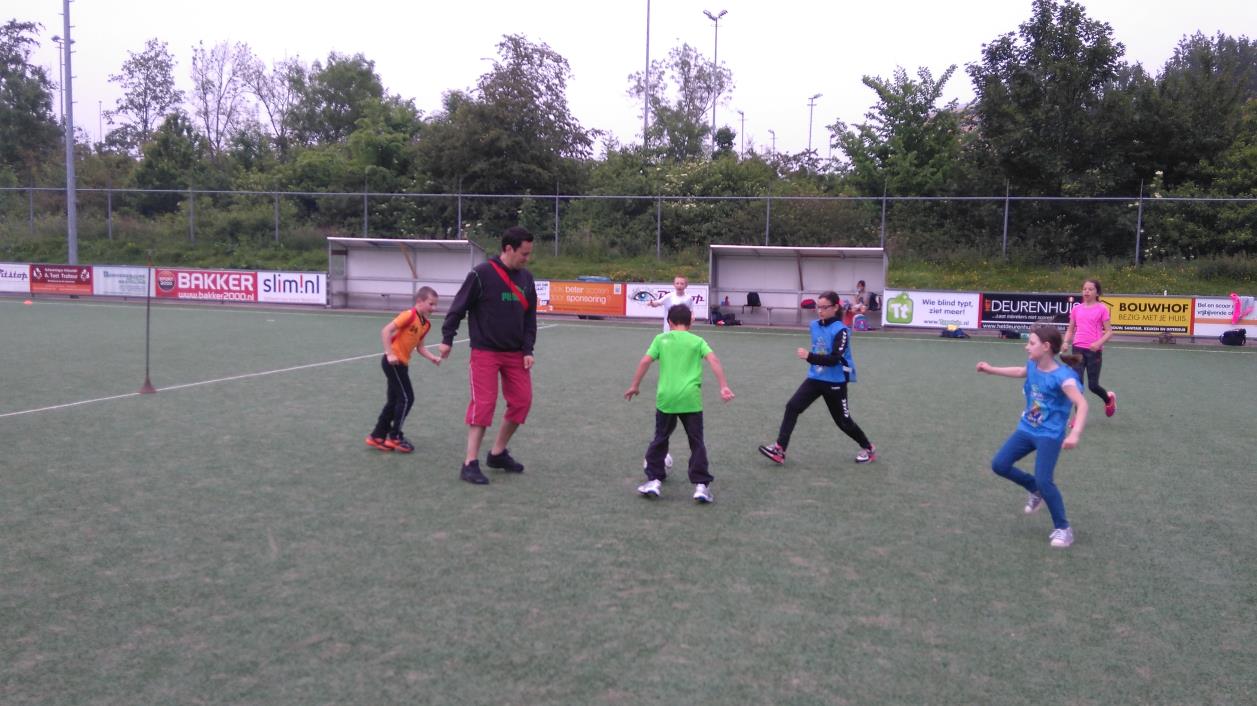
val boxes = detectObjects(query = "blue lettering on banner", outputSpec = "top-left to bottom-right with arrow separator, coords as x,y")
262,273 -> 321,294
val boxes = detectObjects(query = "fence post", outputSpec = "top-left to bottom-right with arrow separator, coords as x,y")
1002,180 -> 1010,259
655,196 -> 662,259
362,182 -> 368,237
106,187 -> 113,240
763,194 -> 771,246
880,183 -> 888,249
28,185 -> 35,235
554,178 -> 560,257
188,186 -> 195,242
274,192 -> 280,242
1134,180 -> 1144,266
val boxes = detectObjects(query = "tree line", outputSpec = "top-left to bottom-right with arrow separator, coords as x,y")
1,0 -> 1254,265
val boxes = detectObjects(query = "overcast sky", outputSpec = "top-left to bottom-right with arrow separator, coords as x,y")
20,0 -> 1255,157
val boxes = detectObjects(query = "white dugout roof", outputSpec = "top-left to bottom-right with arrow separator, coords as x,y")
708,245 -> 887,323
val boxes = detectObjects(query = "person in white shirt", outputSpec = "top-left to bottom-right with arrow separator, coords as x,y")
648,276 -> 697,332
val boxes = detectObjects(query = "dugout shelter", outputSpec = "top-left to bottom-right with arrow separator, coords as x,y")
327,237 -> 486,311
708,245 -> 887,325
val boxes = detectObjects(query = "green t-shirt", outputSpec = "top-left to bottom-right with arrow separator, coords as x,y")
646,330 -> 713,414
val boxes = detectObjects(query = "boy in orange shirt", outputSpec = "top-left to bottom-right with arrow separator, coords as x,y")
366,287 -> 442,453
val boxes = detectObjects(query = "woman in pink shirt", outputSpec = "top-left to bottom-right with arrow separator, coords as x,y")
1063,279 -> 1118,417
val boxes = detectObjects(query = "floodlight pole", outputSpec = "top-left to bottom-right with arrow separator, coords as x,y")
60,0 -> 78,265
807,93 -> 822,154
703,9 -> 727,154
643,0 -> 651,150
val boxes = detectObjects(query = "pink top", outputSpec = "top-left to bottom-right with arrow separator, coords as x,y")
1070,302 -> 1110,349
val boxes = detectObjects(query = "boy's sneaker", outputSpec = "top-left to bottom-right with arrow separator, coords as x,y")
642,453 -> 673,475
1105,391 -> 1117,417
637,479 -> 661,498
1049,527 -> 1074,548
855,445 -> 877,463
460,460 -> 489,485
384,435 -> 414,453
758,443 -> 786,465
486,449 -> 524,473
693,483 -> 713,504
1024,492 -> 1044,514
365,435 -> 391,451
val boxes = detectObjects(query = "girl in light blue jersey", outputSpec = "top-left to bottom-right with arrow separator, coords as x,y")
977,323 -> 1088,548
758,291 -> 876,467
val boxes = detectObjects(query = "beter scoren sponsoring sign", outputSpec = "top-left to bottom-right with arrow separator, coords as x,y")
979,292 -> 1073,330
1,262 -> 31,293
155,268 -> 257,302
257,271 -> 326,305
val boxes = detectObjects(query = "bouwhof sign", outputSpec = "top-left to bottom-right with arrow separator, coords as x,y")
882,289 -> 981,329
1104,295 -> 1192,334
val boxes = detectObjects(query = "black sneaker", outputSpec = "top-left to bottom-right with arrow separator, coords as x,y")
460,460 -> 489,485
486,449 -> 525,473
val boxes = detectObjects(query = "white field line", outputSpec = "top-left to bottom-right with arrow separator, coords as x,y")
0,325 -> 557,420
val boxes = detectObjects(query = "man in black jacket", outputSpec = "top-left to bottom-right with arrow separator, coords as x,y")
440,227 -> 539,485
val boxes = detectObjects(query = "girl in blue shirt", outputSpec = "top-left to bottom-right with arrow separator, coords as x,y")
977,323 -> 1088,548
758,291 -> 876,466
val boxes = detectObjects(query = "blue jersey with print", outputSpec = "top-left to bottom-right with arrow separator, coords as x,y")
1018,361 -> 1080,438
807,318 -> 857,384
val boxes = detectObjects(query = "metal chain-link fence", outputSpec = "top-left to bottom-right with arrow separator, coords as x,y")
3,186 -> 1255,264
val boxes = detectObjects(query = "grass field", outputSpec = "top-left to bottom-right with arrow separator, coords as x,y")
2,297 -> 1254,705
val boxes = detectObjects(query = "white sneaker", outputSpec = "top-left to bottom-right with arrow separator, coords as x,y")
642,453 -> 674,471
637,479 -> 661,498
1049,527 -> 1074,548
1024,492 -> 1044,514
692,483 -> 712,504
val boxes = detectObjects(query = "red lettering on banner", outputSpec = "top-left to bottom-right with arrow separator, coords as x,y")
157,268 -> 258,301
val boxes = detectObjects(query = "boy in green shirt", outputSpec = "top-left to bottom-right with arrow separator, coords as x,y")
624,305 -> 735,503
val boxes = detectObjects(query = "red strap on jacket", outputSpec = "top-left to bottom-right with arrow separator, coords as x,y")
488,261 -> 530,311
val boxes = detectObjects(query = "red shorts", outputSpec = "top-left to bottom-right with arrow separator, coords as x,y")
466,349 -> 532,427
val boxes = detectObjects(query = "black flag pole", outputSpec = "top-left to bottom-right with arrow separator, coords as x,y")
139,255 -> 157,394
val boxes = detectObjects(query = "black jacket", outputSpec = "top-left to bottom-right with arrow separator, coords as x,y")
441,256 -> 538,355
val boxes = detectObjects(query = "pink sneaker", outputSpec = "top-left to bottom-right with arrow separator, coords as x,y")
1105,391 -> 1117,417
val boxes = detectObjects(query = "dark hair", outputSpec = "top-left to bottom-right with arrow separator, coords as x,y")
1085,278 -> 1103,298
857,280 -> 866,288
667,304 -> 693,326
501,226 -> 534,251
415,286 -> 438,302
1031,322 -> 1082,366
818,290 -> 840,307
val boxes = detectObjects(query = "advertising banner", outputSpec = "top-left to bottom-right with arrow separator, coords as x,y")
29,264 -> 92,295
1192,297 -> 1255,338
257,271 -> 327,305
155,268 -> 257,302
540,280 -> 625,317
624,282 -> 710,322
0,262 -> 30,293
93,266 -> 151,297
882,289 -> 981,329
1105,295 -> 1192,334
979,292 -> 1073,330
